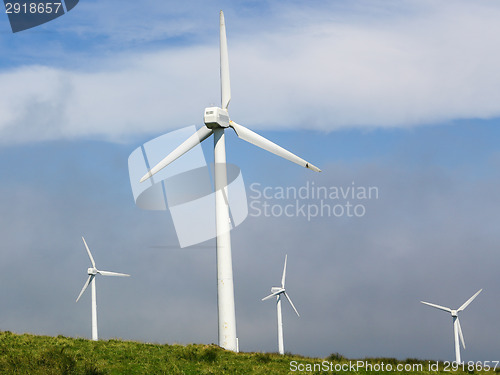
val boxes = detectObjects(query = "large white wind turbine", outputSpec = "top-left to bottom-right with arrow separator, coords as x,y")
76,236 -> 130,341
421,289 -> 482,364
262,255 -> 300,355
140,11 -> 320,351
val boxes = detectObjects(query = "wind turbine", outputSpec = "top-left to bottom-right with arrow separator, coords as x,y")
421,289 -> 482,364
76,236 -> 130,341
139,11 -> 320,351
262,255 -> 300,355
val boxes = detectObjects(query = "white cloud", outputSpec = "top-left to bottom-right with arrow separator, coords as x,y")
1,0 -> 500,143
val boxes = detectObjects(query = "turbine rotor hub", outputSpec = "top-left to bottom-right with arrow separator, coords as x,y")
87,267 -> 97,275
204,107 -> 230,129
451,310 -> 458,317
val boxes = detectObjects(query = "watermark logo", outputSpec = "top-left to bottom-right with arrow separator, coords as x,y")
128,126 -> 248,248
249,181 -> 378,221
4,0 -> 79,33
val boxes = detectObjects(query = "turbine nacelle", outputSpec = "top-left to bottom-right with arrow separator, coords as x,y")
451,310 -> 458,317
271,287 -> 284,294
87,267 -> 98,275
204,107 -> 230,129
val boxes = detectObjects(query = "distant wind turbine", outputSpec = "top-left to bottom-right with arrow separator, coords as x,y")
421,289 -> 482,364
140,11 -> 320,351
262,255 -> 300,355
76,236 -> 130,341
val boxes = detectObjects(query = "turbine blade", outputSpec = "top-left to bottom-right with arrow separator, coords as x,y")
457,289 -> 482,312
97,270 -> 130,277
230,121 -> 321,172
281,254 -> 287,289
220,10 -> 231,110
420,301 -> 452,314
284,292 -> 300,317
262,290 -> 283,301
81,236 -> 96,268
140,126 -> 213,182
457,318 -> 466,349
76,275 -> 94,302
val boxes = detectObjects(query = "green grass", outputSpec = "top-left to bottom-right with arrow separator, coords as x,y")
0,331 -> 496,374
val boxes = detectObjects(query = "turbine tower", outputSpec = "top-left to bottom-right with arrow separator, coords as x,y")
421,289 -> 482,364
76,236 -> 130,341
140,11 -> 320,351
262,255 -> 300,355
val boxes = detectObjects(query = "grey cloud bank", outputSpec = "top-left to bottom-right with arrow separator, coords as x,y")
0,137 -> 498,360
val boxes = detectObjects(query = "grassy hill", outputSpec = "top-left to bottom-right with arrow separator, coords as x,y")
0,331 -> 497,374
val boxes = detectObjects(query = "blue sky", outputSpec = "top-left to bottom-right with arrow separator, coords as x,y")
0,0 -> 499,362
